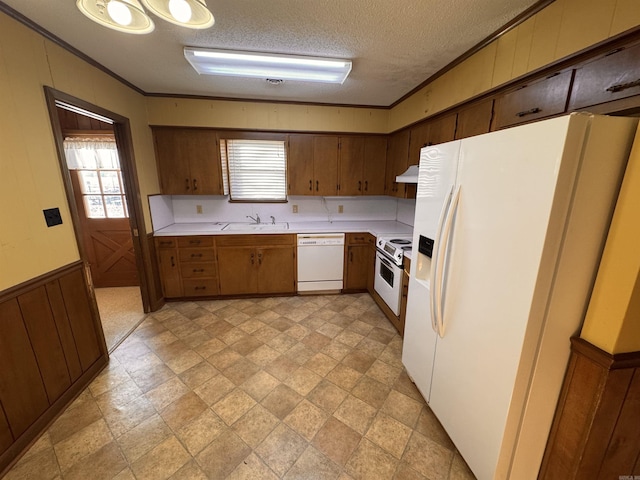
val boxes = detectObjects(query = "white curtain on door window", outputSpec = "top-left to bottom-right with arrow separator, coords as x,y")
63,137 -> 120,170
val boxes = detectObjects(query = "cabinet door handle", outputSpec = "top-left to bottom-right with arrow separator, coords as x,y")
516,107 -> 541,117
358,181 -> 362,191
250,252 -> 255,264
258,252 -> 263,265
193,178 -> 198,191
316,180 -> 319,191
350,251 -> 353,262
185,178 -> 190,191
170,256 -> 175,267
309,180 -> 312,191
364,180 -> 368,192
606,78 -> 640,93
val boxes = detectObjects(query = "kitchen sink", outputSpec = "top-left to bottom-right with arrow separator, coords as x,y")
223,222 -> 289,231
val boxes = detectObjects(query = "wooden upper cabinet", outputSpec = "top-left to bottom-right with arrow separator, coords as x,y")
408,122 -> 430,167
426,114 -> 457,146
153,128 -> 223,195
456,99 -> 494,139
386,129 -> 410,198
288,134 -> 314,195
363,136 -> 387,195
313,136 -> 339,196
339,136 -> 365,196
493,70 -> 573,130
569,43 -> 640,111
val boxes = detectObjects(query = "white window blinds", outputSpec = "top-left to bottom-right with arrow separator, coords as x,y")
223,139 -> 287,201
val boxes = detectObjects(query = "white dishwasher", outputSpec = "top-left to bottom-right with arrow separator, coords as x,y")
297,233 -> 345,292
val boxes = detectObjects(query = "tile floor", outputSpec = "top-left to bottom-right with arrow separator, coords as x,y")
4,293 -> 476,480
95,287 -> 146,352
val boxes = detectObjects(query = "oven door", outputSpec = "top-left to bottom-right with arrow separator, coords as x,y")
374,251 -> 403,316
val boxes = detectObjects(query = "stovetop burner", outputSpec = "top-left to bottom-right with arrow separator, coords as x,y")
390,238 -> 411,245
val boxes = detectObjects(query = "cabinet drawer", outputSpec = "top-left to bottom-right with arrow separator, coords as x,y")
346,233 -> 369,245
180,262 -> 217,278
155,237 -> 177,248
494,70 -> 573,129
216,234 -> 295,247
179,248 -> 215,262
182,279 -> 218,297
569,44 -> 640,110
177,236 -> 214,248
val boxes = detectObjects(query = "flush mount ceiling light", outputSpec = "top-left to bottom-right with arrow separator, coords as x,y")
76,0 -> 214,34
184,47 -> 353,84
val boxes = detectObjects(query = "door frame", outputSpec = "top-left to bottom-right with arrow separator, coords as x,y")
44,86 -> 156,313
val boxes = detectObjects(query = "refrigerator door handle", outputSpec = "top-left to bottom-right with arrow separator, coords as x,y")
434,185 -> 461,337
431,184 -> 455,335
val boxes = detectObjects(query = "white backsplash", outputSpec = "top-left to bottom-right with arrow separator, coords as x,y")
150,195 -> 415,228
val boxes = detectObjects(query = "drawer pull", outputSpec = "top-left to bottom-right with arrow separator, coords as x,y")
194,286 -> 207,291
516,107 -> 541,117
189,240 -> 201,245
191,253 -> 203,258
159,241 -> 172,246
193,268 -> 205,273
606,79 -> 640,93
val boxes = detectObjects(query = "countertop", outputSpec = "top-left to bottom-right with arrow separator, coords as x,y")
154,220 -> 413,237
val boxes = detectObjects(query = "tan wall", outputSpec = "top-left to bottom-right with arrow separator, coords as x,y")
0,12 -> 159,291
580,124 -> 640,354
389,0 -> 640,131
145,97 -> 389,133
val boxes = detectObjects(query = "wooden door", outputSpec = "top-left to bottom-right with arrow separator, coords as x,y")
0,299 -> 49,438
258,246 -> 296,294
154,128 -> 191,194
339,136 -> 364,195
183,129 -> 222,195
344,245 -> 370,291
288,135 -> 314,195
313,136 -> 339,196
456,100 -> 494,139
157,245 -> 182,298
218,246 -> 258,295
363,136 -> 387,195
71,171 -> 138,288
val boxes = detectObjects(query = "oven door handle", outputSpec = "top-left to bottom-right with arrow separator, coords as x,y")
377,254 -> 395,270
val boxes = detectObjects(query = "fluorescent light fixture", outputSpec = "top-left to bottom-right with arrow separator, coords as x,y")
184,47 -> 353,84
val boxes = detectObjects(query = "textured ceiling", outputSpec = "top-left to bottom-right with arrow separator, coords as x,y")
2,0 -> 540,106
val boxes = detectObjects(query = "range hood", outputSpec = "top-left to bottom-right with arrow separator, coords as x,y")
395,164 -> 419,183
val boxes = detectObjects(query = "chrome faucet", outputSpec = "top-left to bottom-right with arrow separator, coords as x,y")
270,216 -> 276,225
246,214 -> 261,224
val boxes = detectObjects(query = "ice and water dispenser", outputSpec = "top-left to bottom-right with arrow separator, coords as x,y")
416,235 -> 434,283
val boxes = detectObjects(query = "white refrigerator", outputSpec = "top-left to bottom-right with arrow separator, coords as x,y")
402,113 -> 638,480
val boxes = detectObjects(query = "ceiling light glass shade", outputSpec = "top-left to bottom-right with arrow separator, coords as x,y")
76,0 -> 154,34
184,48 -> 353,84
142,0 -> 214,29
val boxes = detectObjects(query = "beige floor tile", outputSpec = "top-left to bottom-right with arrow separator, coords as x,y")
268,332 -> 299,353
333,395 -> 377,435
196,430 -> 251,478
260,384 -> 303,419
307,380 -> 348,414
160,391 -> 208,431
334,330 -> 364,348
251,325 -> 281,343
351,376 -> 390,409
101,395 -> 157,438
240,370 -> 281,401
232,404 -> 280,448
284,445 -> 341,480
230,335 -> 264,356
347,320 -> 374,336
116,414 -> 172,463
193,373 -> 235,406
227,452 -> 279,480
54,419 -> 114,472
48,396 -> 103,445
284,366 -> 323,396
366,360 -> 402,387
3,447 -> 60,480
130,436 -> 191,480
246,343 -> 281,366
222,357 -> 262,385
381,390 -> 423,429
193,337 -> 226,359
176,410 -> 226,456
237,318 -> 267,334
167,459 -> 208,480
305,352 -> 339,376
145,377 -> 190,412
89,363 -> 132,397
321,341 -> 352,361
213,388 -> 257,425
402,431 -> 454,480
284,399 -> 329,441
127,363 -> 175,393
393,462 -> 428,480
326,364 -> 362,390
346,438 -> 398,480
365,412 -> 412,459
208,347 -> 243,370
449,451 -> 476,480
312,417 -> 361,467
415,407 -> 455,450
164,350 -> 204,375
316,322 -> 343,339
284,342 -> 316,365
178,361 -> 218,390
355,337 -> 386,357
265,354 -> 300,381
119,351 -> 164,375
341,350 -> 376,374
112,467 -> 136,479
61,441 -> 127,480
284,324 -> 310,341
95,379 -> 144,411
394,370 -> 427,403
255,423 -> 307,477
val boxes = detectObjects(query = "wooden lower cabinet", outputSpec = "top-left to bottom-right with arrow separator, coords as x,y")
217,235 -> 296,296
343,233 -> 375,292
156,239 -> 182,298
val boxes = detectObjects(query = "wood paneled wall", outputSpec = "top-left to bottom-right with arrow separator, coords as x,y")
0,262 -> 108,476
540,337 -> 640,479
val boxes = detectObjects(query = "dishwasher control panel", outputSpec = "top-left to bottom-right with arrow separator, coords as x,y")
297,234 -> 345,246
